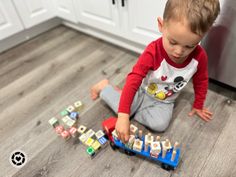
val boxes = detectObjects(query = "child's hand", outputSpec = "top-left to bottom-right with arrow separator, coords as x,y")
188,107 -> 213,121
115,113 -> 130,143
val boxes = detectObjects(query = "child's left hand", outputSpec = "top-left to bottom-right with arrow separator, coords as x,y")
188,107 -> 213,122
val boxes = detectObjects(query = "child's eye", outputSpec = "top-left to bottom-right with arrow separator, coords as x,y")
169,41 -> 177,45
185,45 -> 195,49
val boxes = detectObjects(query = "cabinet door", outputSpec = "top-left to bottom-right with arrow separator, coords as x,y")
74,0 -> 120,34
127,0 -> 166,45
13,0 -> 55,28
0,0 -> 24,40
53,0 -> 77,23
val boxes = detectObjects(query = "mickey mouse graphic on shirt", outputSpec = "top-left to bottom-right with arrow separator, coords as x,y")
146,76 -> 187,100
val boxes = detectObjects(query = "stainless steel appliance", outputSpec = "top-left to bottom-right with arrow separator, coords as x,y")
201,0 -> 236,88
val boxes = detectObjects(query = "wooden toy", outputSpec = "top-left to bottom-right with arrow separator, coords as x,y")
61,130 -> 71,140
55,125 -> 64,134
60,110 -> 68,116
79,133 -> 88,144
48,117 -> 59,128
102,117 -> 181,170
85,137 -> 95,146
62,116 -> 71,124
69,112 -> 79,120
85,129 -> 95,139
74,100 -> 83,112
145,133 -> 154,145
138,130 -> 143,139
133,139 -> 143,152
130,124 -> 138,135
127,135 -> 135,148
48,100 -> 110,159
162,139 -> 172,151
98,136 -> 108,148
86,147 -> 95,158
66,105 -> 75,113
77,125 -> 87,134
150,141 -> 161,158
69,127 -> 78,138
95,130 -> 105,139
91,140 -> 101,152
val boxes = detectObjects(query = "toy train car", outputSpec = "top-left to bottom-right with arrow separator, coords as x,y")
102,117 -> 181,170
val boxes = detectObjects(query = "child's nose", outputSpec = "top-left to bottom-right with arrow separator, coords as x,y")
174,46 -> 184,56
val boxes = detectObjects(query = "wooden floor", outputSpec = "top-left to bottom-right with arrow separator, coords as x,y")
0,26 -> 235,177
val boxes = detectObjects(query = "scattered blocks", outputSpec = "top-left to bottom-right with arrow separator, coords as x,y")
48,117 -> 59,128
70,112 -> 79,120
95,130 -> 105,139
77,125 -> 87,134
85,137 -> 95,146
98,136 -> 108,147
86,146 -> 95,158
60,110 -> 69,116
79,133 -> 88,144
74,101 -> 83,112
85,129 -> 95,139
69,127 -> 78,138
55,125 -> 64,135
66,105 -> 75,113
91,140 -> 101,152
61,130 -> 71,140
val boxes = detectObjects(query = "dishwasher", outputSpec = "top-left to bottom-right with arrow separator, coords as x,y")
201,0 -> 236,88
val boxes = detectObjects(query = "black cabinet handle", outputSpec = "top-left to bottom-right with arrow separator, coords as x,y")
112,0 -> 115,5
121,0 -> 125,7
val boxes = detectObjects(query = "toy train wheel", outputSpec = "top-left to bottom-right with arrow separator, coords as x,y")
124,150 -> 136,156
161,163 -> 174,171
110,141 -> 117,150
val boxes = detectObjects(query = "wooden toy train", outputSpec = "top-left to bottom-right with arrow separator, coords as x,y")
102,117 -> 181,170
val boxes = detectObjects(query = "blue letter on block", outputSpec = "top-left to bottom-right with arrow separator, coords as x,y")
70,112 -> 79,120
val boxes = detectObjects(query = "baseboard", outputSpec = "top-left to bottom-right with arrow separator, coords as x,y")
62,21 -> 145,54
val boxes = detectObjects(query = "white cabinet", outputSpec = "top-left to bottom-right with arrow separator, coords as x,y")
53,0 -> 77,23
13,0 -> 55,28
74,0 -> 120,34
0,0 -> 24,40
127,0 -> 166,45
73,0 -> 166,45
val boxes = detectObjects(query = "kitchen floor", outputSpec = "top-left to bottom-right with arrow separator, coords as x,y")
0,25 -> 235,177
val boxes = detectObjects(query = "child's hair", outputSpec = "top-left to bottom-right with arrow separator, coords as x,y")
163,0 -> 220,36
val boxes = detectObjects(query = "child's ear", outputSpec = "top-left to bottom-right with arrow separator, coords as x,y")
157,17 -> 164,33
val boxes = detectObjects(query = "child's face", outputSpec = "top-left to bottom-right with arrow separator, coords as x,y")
158,17 -> 203,64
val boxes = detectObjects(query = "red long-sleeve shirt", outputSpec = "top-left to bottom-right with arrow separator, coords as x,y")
118,38 -> 208,114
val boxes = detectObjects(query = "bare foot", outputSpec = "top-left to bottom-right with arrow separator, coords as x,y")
90,79 -> 109,100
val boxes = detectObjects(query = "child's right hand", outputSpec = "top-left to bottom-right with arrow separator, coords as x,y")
115,113 -> 130,143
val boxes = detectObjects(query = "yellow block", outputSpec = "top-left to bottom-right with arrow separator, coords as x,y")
85,137 -> 94,146
91,140 -> 101,151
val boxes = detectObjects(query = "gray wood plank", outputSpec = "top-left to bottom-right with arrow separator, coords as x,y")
0,27 -> 80,89
198,108 -> 236,177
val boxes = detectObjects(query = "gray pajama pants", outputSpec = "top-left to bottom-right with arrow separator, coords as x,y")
100,85 -> 174,132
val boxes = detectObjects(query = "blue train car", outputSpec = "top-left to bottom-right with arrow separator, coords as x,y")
102,117 -> 181,170
112,137 -> 180,170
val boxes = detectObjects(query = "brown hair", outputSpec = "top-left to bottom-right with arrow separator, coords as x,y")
163,0 -> 220,36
